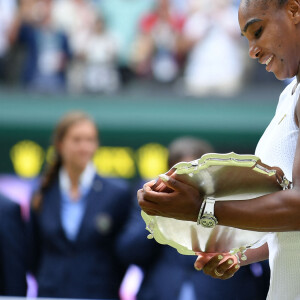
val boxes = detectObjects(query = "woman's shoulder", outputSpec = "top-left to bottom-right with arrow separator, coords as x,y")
0,193 -> 20,218
276,79 -> 298,112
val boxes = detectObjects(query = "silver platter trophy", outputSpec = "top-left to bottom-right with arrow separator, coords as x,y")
142,152 -> 291,257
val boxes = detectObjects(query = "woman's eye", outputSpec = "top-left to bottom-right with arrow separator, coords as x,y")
254,26 -> 263,38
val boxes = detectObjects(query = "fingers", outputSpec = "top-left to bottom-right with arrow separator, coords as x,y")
158,174 -> 192,192
138,177 -> 180,205
165,168 -> 176,176
151,178 -> 174,193
151,169 -> 189,193
202,254 -> 225,272
143,180 -> 156,191
195,253 -> 240,280
137,174 -> 201,221
221,263 -> 240,279
208,256 -> 239,280
194,252 -> 215,270
137,187 -> 169,215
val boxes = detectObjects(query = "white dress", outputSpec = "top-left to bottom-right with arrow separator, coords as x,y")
255,79 -> 300,300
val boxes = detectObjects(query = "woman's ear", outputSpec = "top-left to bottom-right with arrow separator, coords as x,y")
287,0 -> 300,25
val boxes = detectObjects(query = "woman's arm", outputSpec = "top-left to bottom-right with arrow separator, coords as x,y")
214,96 -> 300,231
138,118 -> 300,231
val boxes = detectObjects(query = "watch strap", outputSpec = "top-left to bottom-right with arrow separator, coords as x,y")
203,197 -> 216,215
199,196 -> 218,228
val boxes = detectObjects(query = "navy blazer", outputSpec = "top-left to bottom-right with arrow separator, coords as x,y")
27,175 -> 132,299
0,194 -> 27,296
118,199 -> 270,300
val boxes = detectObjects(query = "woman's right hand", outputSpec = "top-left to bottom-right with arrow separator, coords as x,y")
194,252 -> 240,280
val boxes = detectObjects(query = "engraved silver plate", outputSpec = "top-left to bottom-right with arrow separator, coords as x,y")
142,152 -> 291,255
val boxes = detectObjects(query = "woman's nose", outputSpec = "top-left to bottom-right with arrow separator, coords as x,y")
249,44 -> 261,59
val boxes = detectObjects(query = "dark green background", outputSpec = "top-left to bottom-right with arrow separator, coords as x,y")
0,87 -> 280,175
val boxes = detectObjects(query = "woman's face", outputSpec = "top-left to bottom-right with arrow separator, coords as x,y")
59,120 -> 98,171
238,0 -> 300,80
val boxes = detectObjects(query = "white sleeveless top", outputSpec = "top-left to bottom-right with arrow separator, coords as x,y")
255,79 -> 300,300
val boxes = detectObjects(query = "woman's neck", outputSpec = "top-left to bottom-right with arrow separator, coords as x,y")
64,165 -> 85,201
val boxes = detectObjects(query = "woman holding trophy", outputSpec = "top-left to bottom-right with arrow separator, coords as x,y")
138,0 -> 300,299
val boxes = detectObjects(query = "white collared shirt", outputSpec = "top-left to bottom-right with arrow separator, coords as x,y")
59,162 -> 96,241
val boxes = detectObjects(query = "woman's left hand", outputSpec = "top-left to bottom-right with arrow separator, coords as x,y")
137,173 -> 202,222
194,252 -> 240,280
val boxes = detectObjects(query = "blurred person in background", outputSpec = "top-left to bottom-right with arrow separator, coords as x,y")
118,136 -> 270,300
52,0 -> 98,93
182,0 -> 248,97
10,0 -> 71,93
168,0 -> 190,16
0,193 -> 27,296
96,0 -> 154,86
131,0 -> 185,84
0,0 -> 17,83
83,15 -> 120,94
8,0 -> 72,93
27,111 -> 132,299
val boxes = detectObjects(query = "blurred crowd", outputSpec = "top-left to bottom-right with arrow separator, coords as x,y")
0,0 -> 269,97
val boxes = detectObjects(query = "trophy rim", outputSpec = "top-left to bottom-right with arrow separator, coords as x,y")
143,152 -> 291,255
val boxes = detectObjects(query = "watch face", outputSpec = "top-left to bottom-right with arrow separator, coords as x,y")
200,215 -> 217,228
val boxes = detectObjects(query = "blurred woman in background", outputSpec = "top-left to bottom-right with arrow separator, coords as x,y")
27,111 -> 132,299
